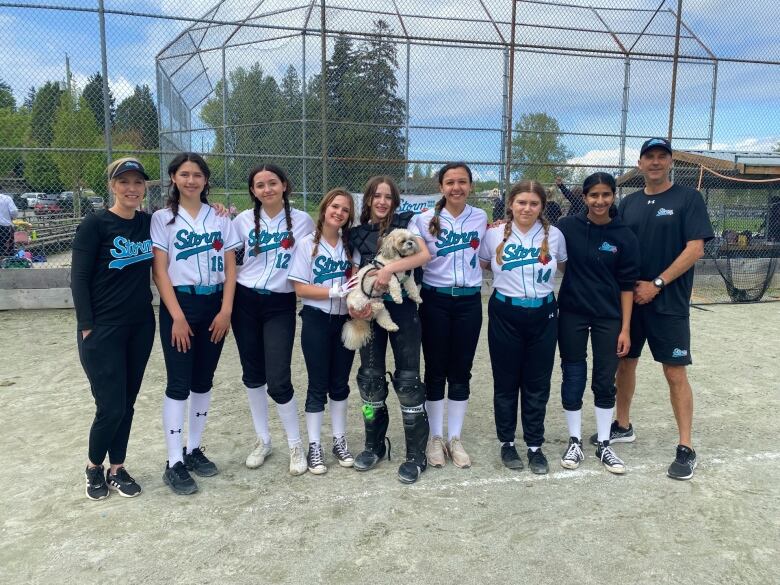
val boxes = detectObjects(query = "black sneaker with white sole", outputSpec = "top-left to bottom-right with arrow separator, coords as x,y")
560,437 -> 585,470
307,442 -> 327,475
106,467 -> 142,497
85,465 -> 109,501
163,461 -> 198,495
596,441 -> 627,475
183,447 -> 219,477
589,420 -> 635,446
667,445 -> 697,480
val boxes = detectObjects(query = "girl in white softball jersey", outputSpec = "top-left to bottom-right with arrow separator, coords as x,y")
231,163 -> 315,476
151,153 -> 240,496
478,180 -> 567,475
410,162 -> 486,470
288,188 -> 358,475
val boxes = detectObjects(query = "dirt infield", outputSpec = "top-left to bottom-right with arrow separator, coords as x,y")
1,302 -> 778,585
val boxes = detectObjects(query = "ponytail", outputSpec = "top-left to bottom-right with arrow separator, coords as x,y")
428,196 -> 446,237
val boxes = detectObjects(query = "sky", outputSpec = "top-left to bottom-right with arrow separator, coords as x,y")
1,0 -> 778,179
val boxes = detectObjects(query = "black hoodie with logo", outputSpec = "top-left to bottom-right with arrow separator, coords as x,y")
557,211 -> 640,320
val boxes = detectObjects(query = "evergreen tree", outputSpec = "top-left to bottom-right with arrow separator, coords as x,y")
25,81 -> 65,192
22,86 -> 36,111
0,107 -> 29,177
0,80 -> 14,110
115,85 -> 159,149
82,72 -> 115,132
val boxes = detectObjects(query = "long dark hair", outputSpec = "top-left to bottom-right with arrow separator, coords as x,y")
312,188 -> 355,261
583,172 -> 616,195
166,152 -> 210,224
247,163 -> 295,256
430,162 -> 473,237
496,180 -> 550,265
360,175 -> 401,247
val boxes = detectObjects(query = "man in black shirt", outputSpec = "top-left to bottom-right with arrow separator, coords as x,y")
592,138 -> 713,480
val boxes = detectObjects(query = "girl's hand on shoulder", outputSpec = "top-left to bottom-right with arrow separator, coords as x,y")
211,203 -> 231,218
172,316 -> 194,352
487,218 -> 506,229
209,310 -> 232,343
616,330 -> 631,357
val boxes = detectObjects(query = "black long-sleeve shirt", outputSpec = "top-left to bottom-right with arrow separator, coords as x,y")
70,209 -> 154,330
557,211 -> 640,320
559,183 -> 586,216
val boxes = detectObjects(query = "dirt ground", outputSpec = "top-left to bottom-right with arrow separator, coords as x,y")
1,302 -> 778,585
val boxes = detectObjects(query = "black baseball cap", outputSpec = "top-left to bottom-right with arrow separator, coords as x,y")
110,159 -> 150,180
640,137 -> 673,157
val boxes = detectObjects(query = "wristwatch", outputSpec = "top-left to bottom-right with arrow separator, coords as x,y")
652,277 -> 666,290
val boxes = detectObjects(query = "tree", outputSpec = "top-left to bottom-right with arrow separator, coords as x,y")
0,79 -> 15,110
82,72 -> 115,132
25,81 -> 65,192
0,107 -> 29,177
510,112 -> 572,184
52,91 -> 103,215
115,85 -> 159,149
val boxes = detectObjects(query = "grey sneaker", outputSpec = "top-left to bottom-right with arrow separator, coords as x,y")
307,442 -> 327,475
667,445 -> 697,480
596,442 -> 626,475
245,438 -> 272,469
560,437 -> 585,470
590,421 -> 635,446
332,436 -> 354,468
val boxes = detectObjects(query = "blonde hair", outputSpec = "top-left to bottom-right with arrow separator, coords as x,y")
495,180 -> 550,266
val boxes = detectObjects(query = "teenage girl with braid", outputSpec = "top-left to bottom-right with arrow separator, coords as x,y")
231,164 -> 314,476
151,153 -> 240,495
478,180 -> 567,474
288,189 -> 358,474
409,163 -> 486,469
348,176 -> 432,484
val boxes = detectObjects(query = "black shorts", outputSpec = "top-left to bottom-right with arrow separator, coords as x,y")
626,304 -> 692,365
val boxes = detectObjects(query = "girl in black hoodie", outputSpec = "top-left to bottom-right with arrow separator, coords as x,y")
556,173 -> 640,475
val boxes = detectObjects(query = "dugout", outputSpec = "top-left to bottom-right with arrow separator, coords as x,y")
617,150 -> 780,302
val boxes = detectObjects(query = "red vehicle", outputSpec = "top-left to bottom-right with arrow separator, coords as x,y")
34,196 -> 63,215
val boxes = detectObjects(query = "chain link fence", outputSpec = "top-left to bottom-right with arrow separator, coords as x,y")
1,0 -> 778,302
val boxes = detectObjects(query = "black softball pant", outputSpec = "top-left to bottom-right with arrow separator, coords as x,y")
419,288 -> 482,401
558,310 -> 621,411
487,292 -> 558,447
359,297 -> 422,375
231,284 -> 296,404
77,316 -> 155,466
159,290 -> 225,400
300,306 -> 355,412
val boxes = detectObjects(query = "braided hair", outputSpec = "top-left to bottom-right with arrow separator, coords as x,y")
360,175 -> 400,248
166,152 -> 210,225
312,188 -> 355,259
247,163 -> 294,256
496,179 -> 549,265
429,162 -> 473,237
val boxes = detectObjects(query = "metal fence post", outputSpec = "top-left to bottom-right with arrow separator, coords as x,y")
97,0 -> 112,166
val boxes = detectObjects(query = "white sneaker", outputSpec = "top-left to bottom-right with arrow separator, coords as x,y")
289,441 -> 308,476
245,438 -> 272,469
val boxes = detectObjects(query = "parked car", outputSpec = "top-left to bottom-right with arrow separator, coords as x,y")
58,190 -> 95,216
22,192 -> 46,208
88,196 -> 104,211
34,194 -> 63,215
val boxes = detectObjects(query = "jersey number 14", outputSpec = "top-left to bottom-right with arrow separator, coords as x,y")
536,268 -> 552,283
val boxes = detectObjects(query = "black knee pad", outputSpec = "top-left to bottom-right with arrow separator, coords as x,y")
447,383 -> 470,401
357,368 -> 389,404
392,370 -> 426,407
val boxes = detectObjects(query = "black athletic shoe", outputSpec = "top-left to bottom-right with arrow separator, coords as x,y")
106,467 -> 142,497
163,461 -> 198,495
500,443 -> 524,470
589,421 -> 636,446
527,449 -> 549,475
667,445 -> 697,480
397,459 -> 426,484
183,447 -> 219,477
85,465 -> 109,501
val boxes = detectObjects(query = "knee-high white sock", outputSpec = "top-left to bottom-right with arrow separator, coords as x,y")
595,406 -> 614,443
275,397 -> 301,447
305,411 -> 324,445
565,409 -> 582,440
163,396 -> 187,465
186,391 -> 212,454
246,384 -> 271,444
425,399 -> 444,438
330,398 -> 348,439
447,399 -> 468,441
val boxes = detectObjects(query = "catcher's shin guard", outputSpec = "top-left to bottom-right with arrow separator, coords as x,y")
392,370 -> 429,484
353,368 -> 391,472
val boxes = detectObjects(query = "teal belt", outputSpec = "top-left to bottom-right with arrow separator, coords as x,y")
422,283 -> 481,297
494,291 -> 554,308
252,288 -> 272,295
175,284 -> 223,295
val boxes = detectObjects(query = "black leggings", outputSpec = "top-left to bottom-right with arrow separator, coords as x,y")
77,317 -> 155,465
159,291 -> 225,400
300,306 -> 355,412
558,310 -> 620,411
419,288 -> 482,401
487,292 -> 558,447
359,297 -> 422,375
231,284 -> 296,404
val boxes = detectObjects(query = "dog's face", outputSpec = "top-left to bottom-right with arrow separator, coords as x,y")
380,228 -> 420,259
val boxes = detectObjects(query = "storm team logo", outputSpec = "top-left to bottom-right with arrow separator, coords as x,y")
108,236 -> 153,269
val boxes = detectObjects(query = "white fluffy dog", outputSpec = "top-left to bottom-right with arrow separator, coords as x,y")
341,228 -> 423,350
